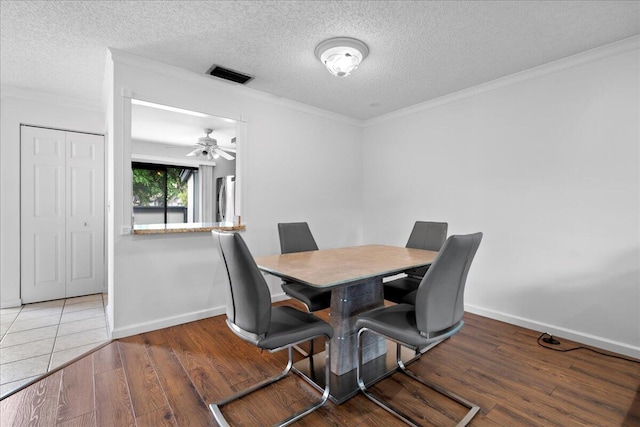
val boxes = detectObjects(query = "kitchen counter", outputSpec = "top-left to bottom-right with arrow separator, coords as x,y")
132,222 -> 246,235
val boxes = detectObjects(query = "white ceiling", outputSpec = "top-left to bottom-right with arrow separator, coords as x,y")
1,1 -> 639,121
131,102 -> 237,147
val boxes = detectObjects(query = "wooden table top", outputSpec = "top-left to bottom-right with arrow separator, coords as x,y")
254,244 -> 438,288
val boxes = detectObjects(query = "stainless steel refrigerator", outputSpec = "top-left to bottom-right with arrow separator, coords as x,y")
216,175 -> 235,223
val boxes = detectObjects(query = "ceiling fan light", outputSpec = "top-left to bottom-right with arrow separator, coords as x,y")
315,37 -> 368,77
188,129 -> 233,161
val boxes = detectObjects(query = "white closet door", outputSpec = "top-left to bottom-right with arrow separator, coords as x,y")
21,127 -> 67,303
20,126 -> 104,303
65,131 -> 104,297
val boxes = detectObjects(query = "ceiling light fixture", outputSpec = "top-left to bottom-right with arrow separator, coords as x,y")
315,37 -> 369,77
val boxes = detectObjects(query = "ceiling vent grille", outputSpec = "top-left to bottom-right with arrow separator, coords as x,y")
207,65 -> 253,84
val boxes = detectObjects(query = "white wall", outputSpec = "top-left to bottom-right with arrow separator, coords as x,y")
4,41 -> 637,359
0,89 -> 105,308
362,41 -> 640,357
106,50 -> 363,338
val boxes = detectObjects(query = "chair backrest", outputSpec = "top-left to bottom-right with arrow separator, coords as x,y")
406,221 -> 448,251
212,230 -> 271,341
278,222 -> 319,254
415,233 -> 482,336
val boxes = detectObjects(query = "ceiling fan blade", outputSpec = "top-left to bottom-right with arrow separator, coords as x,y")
217,146 -> 236,153
214,147 -> 235,160
187,148 -> 201,157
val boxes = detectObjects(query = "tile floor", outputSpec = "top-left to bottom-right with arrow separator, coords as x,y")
0,293 -> 109,397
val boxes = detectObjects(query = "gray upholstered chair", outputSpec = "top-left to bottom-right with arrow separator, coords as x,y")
278,222 -> 332,313
356,233 -> 483,427
383,221 -> 448,304
210,230 -> 333,427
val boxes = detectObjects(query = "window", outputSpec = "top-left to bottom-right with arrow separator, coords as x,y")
132,162 -> 199,225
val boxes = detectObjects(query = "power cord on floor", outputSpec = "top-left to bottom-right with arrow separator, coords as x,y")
537,332 -> 640,364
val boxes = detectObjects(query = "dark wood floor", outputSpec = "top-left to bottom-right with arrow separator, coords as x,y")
1,300 -> 639,426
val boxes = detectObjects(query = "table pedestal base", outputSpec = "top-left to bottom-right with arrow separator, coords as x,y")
329,279 -> 386,375
293,342 -> 428,404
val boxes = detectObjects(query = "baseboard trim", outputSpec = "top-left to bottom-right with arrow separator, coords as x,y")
465,304 -> 640,360
0,299 -> 22,309
110,294 -> 292,339
110,306 -> 225,339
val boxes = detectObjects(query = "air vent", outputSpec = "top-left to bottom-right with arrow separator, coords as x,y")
207,65 -> 253,84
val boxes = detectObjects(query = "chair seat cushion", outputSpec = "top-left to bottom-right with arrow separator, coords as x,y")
383,276 -> 421,304
257,306 -> 333,350
355,304 -> 427,348
355,304 -> 463,349
400,289 -> 418,305
282,281 -> 331,312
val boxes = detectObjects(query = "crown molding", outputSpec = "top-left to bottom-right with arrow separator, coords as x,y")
364,35 -> 640,127
108,48 -> 363,128
0,85 -> 104,112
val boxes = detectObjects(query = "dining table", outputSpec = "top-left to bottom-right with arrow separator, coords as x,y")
254,244 -> 438,403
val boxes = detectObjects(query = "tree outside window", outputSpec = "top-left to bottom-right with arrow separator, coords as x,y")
132,162 -> 198,224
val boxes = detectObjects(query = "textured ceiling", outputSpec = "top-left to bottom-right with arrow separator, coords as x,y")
1,1 -> 639,120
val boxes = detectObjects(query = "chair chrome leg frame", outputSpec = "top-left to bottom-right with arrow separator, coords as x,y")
292,302 -> 314,358
356,329 -> 480,427
210,339 -> 331,427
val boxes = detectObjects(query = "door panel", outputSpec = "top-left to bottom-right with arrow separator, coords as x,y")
34,233 -> 63,284
70,168 -> 94,216
65,132 -> 104,298
34,165 -> 63,217
21,127 -> 66,303
70,231 -> 93,281
21,126 -> 105,303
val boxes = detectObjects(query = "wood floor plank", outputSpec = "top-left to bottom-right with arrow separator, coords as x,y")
164,320 -> 236,402
139,327 -> 170,347
369,373 -> 467,426
496,340 -> 640,409
0,369 -> 62,427
486,403 -> 551,427
410,355 -> 499,415
55,411 -> 96,427
118,334 -> 169,419
499,332 -> 577,368
194,317 -> 286,387
314,394 -> 406,427
2,311 -> 638,426
92,342 -> 121,375
94,367 -> 135,427
144,330 -> 214,426
570,357 -> 640,390
441,339 -> 558,396
56,355 -> 95,423
134,405 -> 177,427
551,383 -> 640,426
463,367 -> 595,427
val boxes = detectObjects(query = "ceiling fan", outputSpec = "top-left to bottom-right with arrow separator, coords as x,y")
187,128 -> 236,161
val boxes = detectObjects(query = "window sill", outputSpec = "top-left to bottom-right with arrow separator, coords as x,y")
132,222 -> 246,235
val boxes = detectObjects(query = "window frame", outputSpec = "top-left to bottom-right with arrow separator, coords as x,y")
131,161 -> 198,225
